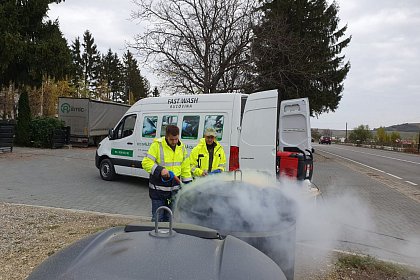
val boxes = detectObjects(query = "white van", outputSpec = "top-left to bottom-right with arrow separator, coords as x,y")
95,89 -> 312,180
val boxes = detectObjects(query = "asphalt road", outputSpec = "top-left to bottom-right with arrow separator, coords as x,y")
1,146 -> 420,269
314,143 -> 420,186
311,144 -> 420,267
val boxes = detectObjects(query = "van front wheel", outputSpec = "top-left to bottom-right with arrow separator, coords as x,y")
100,159 -> 115,181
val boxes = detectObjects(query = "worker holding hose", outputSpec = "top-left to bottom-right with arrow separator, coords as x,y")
142,125 -> 192,222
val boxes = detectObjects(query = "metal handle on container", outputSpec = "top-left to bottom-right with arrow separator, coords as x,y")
234,169 -> 242,181
150,206 -> 175,238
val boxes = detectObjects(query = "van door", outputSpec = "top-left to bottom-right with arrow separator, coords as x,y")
109,114 -> 137,176
278,98 -> 311,153
239,90 -> 278,173
133,113 -> 160,178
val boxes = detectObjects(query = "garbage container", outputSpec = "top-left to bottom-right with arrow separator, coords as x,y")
176,178 -> 297,280
276,150 -> 313,181
0,122 -> 15,152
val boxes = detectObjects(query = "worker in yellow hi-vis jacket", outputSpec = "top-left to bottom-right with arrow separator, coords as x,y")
142,125 -> 192,222
189,127 -> 226,177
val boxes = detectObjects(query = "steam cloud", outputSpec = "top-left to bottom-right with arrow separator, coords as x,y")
174,171 -> 420,273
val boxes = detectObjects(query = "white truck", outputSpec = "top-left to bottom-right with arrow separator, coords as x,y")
58,97 -> 130,146
95,89 -> 312,180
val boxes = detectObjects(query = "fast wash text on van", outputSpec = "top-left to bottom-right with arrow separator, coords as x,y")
95,89 -> 312,181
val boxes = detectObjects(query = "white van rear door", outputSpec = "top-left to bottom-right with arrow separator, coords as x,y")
239,90 -> 278,174
278,98 -> 311,153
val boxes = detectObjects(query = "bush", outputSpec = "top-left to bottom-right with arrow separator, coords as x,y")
15,90 -> 31,146
30,117 -> 64,148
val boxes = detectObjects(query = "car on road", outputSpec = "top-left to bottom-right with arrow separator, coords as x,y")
319,136 -> 331,144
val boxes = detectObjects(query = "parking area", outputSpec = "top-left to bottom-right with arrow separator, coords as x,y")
0,147 -> 151,218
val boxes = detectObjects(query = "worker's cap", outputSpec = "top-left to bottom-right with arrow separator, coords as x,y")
204,127 -> 217,137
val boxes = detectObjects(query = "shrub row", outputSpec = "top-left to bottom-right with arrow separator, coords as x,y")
30,117 -> 65,148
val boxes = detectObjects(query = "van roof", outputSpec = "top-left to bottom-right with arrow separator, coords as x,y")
127,93 -> 247,113
136,93 -> 246,105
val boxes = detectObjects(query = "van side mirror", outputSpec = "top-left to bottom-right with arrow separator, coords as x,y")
108,129 -> 114,140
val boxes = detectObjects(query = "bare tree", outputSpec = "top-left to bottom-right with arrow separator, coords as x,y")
130,0 -> 258,94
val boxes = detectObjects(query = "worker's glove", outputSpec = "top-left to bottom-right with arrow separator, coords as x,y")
209,169 -> 221,174
161,171 -> 175,183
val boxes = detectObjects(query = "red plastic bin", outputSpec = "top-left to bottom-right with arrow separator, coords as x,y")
276,150 -> 313,180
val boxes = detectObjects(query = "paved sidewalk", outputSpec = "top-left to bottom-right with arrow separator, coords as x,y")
0,147 -> 151,218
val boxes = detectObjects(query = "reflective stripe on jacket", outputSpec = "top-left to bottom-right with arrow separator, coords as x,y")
142,137 -> 192,199
189,138 -> 226,177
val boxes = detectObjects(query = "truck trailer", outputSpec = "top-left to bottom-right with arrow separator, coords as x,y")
58,97 -> 130,146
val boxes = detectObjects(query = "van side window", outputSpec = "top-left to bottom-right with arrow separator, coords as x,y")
204,115 -> 224,141
181,116 -> 200,139
161,115 -> 178,136
142,116 -> 158,138
115,114 -> 136,139
240,96 -> 248,124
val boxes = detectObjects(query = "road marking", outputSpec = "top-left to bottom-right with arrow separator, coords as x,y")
405,181 -> 418,186
385,173 -> 402,180
323,145 -> 420,165
320,150 -> 404,181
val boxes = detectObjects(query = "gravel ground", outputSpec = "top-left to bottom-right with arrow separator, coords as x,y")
1,201 -> 328,280
0,202 -> 140,280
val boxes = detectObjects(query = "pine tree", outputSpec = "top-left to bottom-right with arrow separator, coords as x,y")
123,50 -> 149,103
0,1 -> 70,88
98,49 -> 125,102
70,37 -> 84,96
110,52 -> 124,102
81,30 -> 100,97
252,0 -> 351,115
32,19 -> 72,84
15,90 -> 31,146
98,49 -> 113,100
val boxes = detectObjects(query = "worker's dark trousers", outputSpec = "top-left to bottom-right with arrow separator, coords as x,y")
151,199 -> 172,222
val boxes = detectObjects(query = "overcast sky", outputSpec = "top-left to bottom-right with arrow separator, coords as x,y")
48,0 -> 420,130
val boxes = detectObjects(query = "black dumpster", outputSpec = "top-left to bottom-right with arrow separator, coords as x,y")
0,122 -> 15,152
28,221 -> 286,280
176,177 -> 297,280
51,126 -> 70,149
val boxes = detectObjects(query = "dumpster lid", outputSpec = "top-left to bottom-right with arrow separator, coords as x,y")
28,225 -> 286,280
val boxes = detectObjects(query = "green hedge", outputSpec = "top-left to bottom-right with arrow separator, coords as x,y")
30,117 -> 64,148
16,91 -> 31,146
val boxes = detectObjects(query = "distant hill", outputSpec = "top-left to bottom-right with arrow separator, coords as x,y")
312,123 -> 420,140
379,123 -> 420,132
